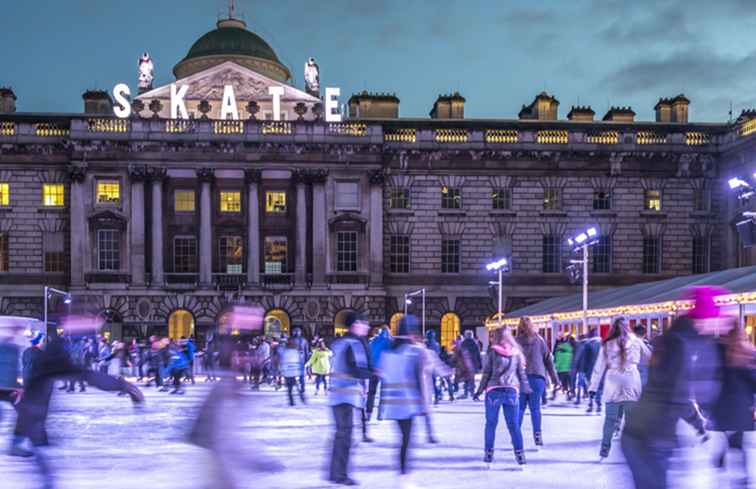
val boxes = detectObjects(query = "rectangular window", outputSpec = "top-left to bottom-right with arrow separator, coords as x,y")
692,236 -> 710,274
264,236 -> 288,274
0,183 -> 9,206
173,237 -> 197,273
265,191 -> 287,213
389,235 -> 410,273
96,180 -> 120,205
642,237 -> 661,274
693,188 -> 710,212
336,231 -> 358,272
389,188 -> 410,209
0,233 -> 8,272
592,235 -> 612,273
44,231 -> 65,273
97,229 -> 120,271
543,188 -> 561,210
174,190 -> 196,212
219,236 -> 243,274
644,190 -> 662,211
593,190 -> 611,210
335,181 -> 360,210
492,188 -> 511,210
220,191 -> 241,213
441,239 -> 460,273
42,183 -> 65,207
542,236 -> 561,273
441,186 -> 462,209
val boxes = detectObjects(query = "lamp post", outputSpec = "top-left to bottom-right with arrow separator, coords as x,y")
567,227 -> 598,335
404,288 -> 426,336
44,286 -> 71,339
486,257 -> 509,329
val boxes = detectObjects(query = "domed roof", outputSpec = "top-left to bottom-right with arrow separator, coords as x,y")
184,19 -> 281,64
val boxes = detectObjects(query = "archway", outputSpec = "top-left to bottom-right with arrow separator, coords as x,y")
334,309 -> 355,337
389,312 -> 403,336
264,309 -> 290,338
168,309 -> 194,340
440,312 -> 461,350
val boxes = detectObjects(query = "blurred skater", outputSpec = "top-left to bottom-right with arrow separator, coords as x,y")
281,337 -> 305,406
305,340 -> 332,396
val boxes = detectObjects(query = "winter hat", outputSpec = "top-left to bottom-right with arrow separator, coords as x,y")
398,314 -> 420,337
344,311 -> 367,329
687,286 -> 727,319
30,331 -> 44,346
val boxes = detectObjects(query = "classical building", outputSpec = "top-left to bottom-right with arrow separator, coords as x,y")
0,12 -> 753,348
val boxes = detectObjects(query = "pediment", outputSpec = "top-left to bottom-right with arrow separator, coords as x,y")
137,61 -> 319,103
88,209 -> 128,229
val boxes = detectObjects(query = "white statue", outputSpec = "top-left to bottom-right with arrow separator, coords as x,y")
304,57 -> 320,96
138,52 -> 155,93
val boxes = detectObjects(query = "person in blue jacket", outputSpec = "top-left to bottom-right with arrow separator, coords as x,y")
425,330 -> 443,404
166,344 -> 189,395
366,326 -> 392,421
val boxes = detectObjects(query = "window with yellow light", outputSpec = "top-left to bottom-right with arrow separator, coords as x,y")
644,190 -> 662,211
440,312 -> 461,350
389,313 -> 403,336
266,191 -> 287,213
96,180 -> 120,204
174,190 -> 195,212
0,183 -> 9,206
220,191 -> 241,212
42,183 -> 65,206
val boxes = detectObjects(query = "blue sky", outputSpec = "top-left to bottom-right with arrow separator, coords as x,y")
3,0 -> 756,121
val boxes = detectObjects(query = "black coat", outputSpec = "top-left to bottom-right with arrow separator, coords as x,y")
460,338 -> 482,372
709,347 -> 756,432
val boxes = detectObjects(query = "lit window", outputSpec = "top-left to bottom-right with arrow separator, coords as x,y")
441,186 -> 462,209
441,239 -> 460,273
43,184 -> 65,206
492,188 -> 511,210
543,188 -> 561,210
0,233 -> 8,272
389,188 -> 410,209
0,183 -> 9,206
220,191 -> 241,213
44,231 -> 65,273
264,236 -> 288,274
96,180 -> 120,205
336,231 -> 358,272
97,229 -> 120,271
174,190 -> 196,212
173,237 -> 197,273
389,235 -> 410,273
644,190 -> 662,211
440,313 -> 461,350
219,236 -> 243,273
265,191 -> 287,213
593,190 -> 611,210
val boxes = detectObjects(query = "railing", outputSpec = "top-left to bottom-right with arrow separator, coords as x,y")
739,118 -> 756,137
165,120 -> 196,133
585,131 -> 619,144
87,118 -> 130,133
485,129 -> 519,144
213,120 -> 244,134
328,122 -> 367,136
0,121 -> 15,136
165,273 -> 199,288
636,131 -> 667,145
261,121 -> 292,135
35,123 -> 69,137
260,273 -> 295,292
384,128 -> 416,143
84,272 -> 131,283
685,132 -> 710,145
435,128 -> 468,143
537,130 -> 568,144
326,272 -> 370,285
213,273 -> 246,290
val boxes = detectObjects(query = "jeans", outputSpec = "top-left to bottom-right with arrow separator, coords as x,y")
285,377 -> 302,405
621,434 -> 672,489
602,401 -> 634,454
397,417 -> 414,474
366,375 -> 380,415
485,388 -> 523,452
463,378 -> 476,397
431,375 -> 442,403
315,374 -> 328,392
519,375 -> 545,433
330,404 -> 354,481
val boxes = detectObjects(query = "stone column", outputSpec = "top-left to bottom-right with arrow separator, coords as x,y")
128,165 -> 147,287
148,167 -> 166,286
294,170 -> 308,286
311,170 -> 328,286
368,170 -> 385,286
67,164 -> 88,287
245,169 -> 261,287
197,168 -> 215,287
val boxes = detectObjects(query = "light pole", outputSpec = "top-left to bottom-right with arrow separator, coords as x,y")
567,227 -> 598,335
44,286 -> 71,339
404,288 -> 426,336
486,257 -> 509,330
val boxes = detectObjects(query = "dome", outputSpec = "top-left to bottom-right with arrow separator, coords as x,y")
173,18 -> 291,82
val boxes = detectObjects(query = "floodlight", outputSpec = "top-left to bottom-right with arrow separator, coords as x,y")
405,298 -> 412,305
575,233 -> 588,244
587,227 -> 597,237
64,293 -> 72,304
730,177 -> 749,189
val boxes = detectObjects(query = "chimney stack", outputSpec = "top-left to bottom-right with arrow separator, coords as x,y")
347,91 -> 400,118
82,89 -> 114,115
429,92 -> 465,119
671,94 -> 689,123
602,106 -> 636,123
566,105 -> 595,122
519,92 -> 559,120
0,87 -> 17,113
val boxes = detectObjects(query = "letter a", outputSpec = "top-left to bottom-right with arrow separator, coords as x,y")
221,85 -> 239,120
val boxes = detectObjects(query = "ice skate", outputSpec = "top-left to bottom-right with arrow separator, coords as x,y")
484,450 -> 493,470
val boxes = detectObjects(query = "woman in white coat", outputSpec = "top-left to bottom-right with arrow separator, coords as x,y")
589,317 -> 651,459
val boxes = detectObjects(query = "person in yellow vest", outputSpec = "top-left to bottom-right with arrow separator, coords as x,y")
305,340 -> 333,395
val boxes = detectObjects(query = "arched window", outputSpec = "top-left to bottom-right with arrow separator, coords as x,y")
440,312 -> 460,350
168,309 -> 194,340
264,309 -> 290,338
389,313 -> 403,336
334,309 -> 354,337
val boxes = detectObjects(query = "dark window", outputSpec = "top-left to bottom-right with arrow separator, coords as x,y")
644,190 -> 662,211
693,188 -> 710,212
441,186 -> 462,209
441,239 -> 460,273
389,188 -> 410,209
592,235 -> 612,273
492,188 -> 511,210
173,237 -> 197,273
692,236 -> 710,274
389,235 -> 410,273
0,233 -> 8,272
97,229 -> 120,271
593,190 -> 611,210
44,231 -> 65,273
543,188 -> 561,210
542,236 -> 561,273
642,237 -> 661,274
336,231 -> 358,272
219,236 -> 243,274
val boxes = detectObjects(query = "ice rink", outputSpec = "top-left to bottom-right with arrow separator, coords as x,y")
0,381 -> 751,489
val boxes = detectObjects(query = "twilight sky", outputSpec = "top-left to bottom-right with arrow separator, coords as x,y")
3,0 -> 756,122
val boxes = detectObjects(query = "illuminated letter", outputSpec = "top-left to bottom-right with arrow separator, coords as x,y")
170,84 -> 189,119
325,87 -> 341,122
112,83 -> 131,119
221,85 -> 239,120
268,86 -> 284,121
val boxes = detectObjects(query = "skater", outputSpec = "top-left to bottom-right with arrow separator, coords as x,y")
439,346 -> 456,401
552,335 -> 574,400
454,331 -> 481,399
516,317 -> 559,447
167,343 -> 190,395
291,327 -> 311,396
475,327 -> 530,467
588,317 -> 650,460
0,319 -> 27,456
280,337 -> 304,406
378,315 -> 427,487
366,326 -> 392,420
425,330 -> 443,404
305,340 -> 332,395
327,311 -> 371,486
421,337 -> 452,443
573,328 -> 602,412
